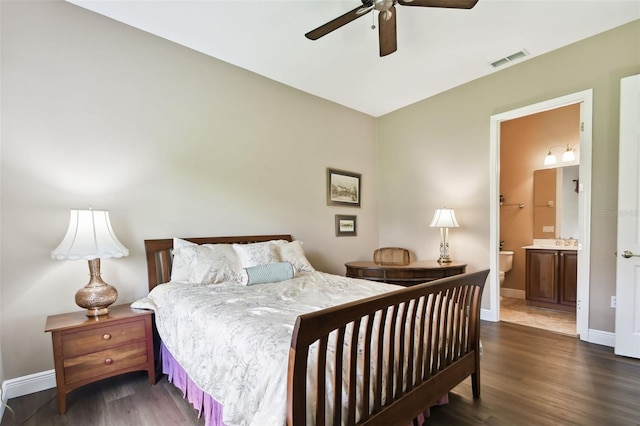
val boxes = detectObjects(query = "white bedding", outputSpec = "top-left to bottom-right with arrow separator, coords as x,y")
131,271 -> 401,426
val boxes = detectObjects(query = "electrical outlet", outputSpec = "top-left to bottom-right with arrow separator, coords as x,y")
611,296 -> 617,309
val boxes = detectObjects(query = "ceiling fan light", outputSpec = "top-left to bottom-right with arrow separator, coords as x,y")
375,0 -> 395,12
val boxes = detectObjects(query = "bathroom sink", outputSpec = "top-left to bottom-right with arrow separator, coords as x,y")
522,238 -> 579,250
522,244 -> 579,250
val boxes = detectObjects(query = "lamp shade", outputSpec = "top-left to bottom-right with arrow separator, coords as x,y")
544,151 -> 557,166
52,209 -> 129,260
430,208 -> 459,228
562,148 -> 576,162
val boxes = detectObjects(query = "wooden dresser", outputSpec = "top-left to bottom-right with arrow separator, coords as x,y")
345,260 -> 467,286
45,303 -> 156,414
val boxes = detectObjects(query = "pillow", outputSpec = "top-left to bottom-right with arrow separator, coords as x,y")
175,243 -> 243,284
171,238 -> 198,282
277,240 -> 315,273
244,262 -> 294,285
233,241 -> 285,268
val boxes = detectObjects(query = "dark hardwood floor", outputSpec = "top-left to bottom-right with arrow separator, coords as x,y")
2,321 -> 639,425
426,322 -> 640,426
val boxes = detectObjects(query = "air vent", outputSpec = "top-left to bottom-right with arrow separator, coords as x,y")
490,49 -> 529,68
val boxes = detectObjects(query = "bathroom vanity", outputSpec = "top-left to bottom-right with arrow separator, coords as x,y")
523,242 -> 577,312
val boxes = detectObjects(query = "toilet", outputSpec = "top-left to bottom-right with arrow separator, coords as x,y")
499,250 -> 514,285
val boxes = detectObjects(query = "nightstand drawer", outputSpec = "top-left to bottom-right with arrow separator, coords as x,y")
61,319 -> 147,358
63,341 -> 149,385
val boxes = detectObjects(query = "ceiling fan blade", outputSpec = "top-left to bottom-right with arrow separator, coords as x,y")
378,6 -> 397,57
397,0 -> 478,9
305,5 -> 371,40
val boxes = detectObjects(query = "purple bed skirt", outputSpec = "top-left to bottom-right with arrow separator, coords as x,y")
160,343 -> 447,426
161,343 -> 224,426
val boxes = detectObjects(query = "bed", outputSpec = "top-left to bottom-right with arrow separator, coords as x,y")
135,235 -> 488,426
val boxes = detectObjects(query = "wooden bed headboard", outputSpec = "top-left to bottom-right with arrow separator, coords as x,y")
144,234 -> 293,291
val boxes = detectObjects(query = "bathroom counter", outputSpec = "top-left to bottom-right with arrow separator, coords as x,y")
522,245 -> 579,251
523,238 -> 580,251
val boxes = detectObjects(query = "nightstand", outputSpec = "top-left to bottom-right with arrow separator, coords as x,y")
44,303 -> 156,414
345,260 -> 467,286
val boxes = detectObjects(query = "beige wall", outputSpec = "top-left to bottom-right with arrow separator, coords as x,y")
500,104 -> 580,291
377,20 -> 640,332
0,1 -> 380,379
1,0 -> 638,384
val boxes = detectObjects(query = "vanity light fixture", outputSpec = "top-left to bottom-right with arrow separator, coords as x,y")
562,147 -> 576,163
52,208 -> 129,316
430,208 -> 459,263
544,144 -> 576,166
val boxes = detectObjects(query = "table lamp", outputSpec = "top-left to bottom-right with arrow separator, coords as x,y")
430,207 -> 459,263
51,209 -> 129,316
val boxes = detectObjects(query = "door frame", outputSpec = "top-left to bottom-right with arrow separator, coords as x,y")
486,89 -> 593,341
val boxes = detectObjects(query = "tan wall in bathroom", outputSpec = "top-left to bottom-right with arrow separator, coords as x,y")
499,104 -> 580,291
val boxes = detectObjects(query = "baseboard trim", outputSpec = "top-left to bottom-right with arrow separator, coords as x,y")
0,372 -> 55,424
0,381 -> 7,422
481,308 -> 497,322
586,329 -> 615,347
2,370 -> 56,400
500,288 -> 525,299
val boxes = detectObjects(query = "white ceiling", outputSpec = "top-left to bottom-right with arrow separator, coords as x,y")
67,0 -> 640,117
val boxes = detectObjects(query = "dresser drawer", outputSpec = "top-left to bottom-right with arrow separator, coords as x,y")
347,266 -> 385,280
358,269 -> 385,279
417,269 -> 450,279
385,270 -> 423,280
345,261 -> 467,286
61,319 -> 147,358
63,341 -> 149,385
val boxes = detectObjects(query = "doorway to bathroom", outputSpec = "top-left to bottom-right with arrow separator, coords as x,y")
499,105 -> 579,336
488,89 -> 593,340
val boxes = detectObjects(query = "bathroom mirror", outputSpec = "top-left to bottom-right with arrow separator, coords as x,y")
533,165 -> 579,238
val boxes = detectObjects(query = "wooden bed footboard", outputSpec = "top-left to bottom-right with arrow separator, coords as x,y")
287,270 -> 489,426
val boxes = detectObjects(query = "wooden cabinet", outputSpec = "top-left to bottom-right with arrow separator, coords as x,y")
525,249 -> 577,312
345,260 -> 466,286
45,304 -> 156,414
559,250 -> 578,307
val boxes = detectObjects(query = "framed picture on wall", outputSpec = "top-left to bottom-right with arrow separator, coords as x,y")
335,215 -> 357,237
327,168 -> 361,207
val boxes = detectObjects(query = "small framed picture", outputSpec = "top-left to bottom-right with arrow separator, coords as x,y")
335,215 -> 357,237
327,168 -> 361,207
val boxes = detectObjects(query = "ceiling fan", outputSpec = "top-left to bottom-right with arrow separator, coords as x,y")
305,0 -> 479,57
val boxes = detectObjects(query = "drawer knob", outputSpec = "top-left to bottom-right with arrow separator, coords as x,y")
103,334 -> 111,340
104,358 -> 113,365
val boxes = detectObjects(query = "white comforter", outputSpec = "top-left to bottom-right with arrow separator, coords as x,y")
131,271 -> 400,426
